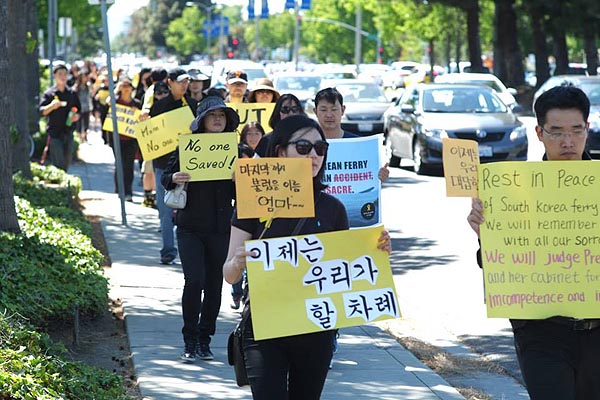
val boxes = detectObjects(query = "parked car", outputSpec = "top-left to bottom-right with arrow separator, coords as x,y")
306,79 -> 392,136
434,73 -> 520,110
533,75 -> 600,158
383,83 -> 528,174
273,73 -> 321,107
381,61 -> 419,89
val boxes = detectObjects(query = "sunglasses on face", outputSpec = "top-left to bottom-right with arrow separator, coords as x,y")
288,139 -> 328,156
280,105 -> 301,114
155,90 -> 169,95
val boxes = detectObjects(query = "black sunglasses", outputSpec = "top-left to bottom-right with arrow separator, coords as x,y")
288,139 -> 328,156
155,89 -> 169,95
280,105 -> 301,114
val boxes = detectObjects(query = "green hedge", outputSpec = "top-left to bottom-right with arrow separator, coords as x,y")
0,164 -> 133,399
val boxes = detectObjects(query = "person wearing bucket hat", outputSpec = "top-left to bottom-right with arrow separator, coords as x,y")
190,96 -> 239,133
248,78 -> 280,103
161,95 -> 240,363
223,114 -> 392,399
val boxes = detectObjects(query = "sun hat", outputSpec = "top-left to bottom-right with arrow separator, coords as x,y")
190,96 -> 240,133
248,78 -> 280,102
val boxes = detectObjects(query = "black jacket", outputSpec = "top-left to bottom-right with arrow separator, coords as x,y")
161,147 -> 235,233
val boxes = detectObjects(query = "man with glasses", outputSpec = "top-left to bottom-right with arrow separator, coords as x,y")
150,68 -> 194,265
467,85 -> 599,399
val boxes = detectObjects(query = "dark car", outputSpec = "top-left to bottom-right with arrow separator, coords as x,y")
383,83 -> 528,175
533,75 -> 600,158
306,79 -> 392,136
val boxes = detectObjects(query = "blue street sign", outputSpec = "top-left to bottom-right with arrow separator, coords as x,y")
248,0 -> 255,19
301,0 -> 311,10
260,0 -> 269,18
202,19 -> 229,39
284,0 -> 295,9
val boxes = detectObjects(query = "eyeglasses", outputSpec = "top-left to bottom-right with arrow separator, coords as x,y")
540,126 -> 588,140
280,105 -> 301,114
256,89 -> 273,95
288,139 -> 329,156
155,90 -> 169,95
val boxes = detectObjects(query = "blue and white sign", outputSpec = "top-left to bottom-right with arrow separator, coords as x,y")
324,136 -> 382,228
202,16 -> 229,38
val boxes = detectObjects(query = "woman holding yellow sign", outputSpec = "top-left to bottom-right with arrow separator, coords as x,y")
223,114 -> 392,399
161,96 -> 240,363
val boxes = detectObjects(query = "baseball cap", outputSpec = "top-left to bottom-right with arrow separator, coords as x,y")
168,68 -> 190,82
187,68 -> 210,81
226,70 -> 248,84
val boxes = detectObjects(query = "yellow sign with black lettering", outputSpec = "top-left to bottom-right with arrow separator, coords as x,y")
102,104 -> 141,138
479,161 -> 600,319
227,102 -> 275,133
178,132 -> 238,181
235,158 -> 314,219
136,106 -> 194,160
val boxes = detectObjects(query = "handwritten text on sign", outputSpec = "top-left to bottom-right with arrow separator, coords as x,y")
479,161 -> 600,319
442,138 -> 479,197
235,158 -> 314,219
135,106 -> 194,160
325,136 -> 381,228
179,132 -> 238,181
227,102 -> 275,133
102,104 -> 141,138
245,225 -> 399,340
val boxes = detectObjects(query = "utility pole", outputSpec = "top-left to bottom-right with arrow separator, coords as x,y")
354,3 -> 362,75
292,0 -> 300,71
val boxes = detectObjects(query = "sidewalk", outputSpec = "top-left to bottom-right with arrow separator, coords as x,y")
70,132 -> 465,400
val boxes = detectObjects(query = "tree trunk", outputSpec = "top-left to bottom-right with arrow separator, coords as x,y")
583,29 -> 598,76
26,0 -> 41,144
465,0 -> 484,72
493,0 -> 506,82
0,1 -> 20,233
455,24 -> 462,72
548,7 -> 568,76
500,0 -> 524,87
527,3 -> 550,89
7,0 -> 32,178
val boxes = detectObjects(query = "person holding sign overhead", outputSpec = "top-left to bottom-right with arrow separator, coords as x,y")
223,114 -> 392,399
150,67 -> 194,265
161,96 -> 240,363
467,85 -> 600,400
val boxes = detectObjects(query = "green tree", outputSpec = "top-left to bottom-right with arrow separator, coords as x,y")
166,6 -> 205,62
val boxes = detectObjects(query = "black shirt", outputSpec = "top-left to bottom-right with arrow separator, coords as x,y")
39,85 -> 81,138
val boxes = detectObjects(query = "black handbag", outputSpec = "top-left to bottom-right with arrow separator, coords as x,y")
227,306 -> 249,387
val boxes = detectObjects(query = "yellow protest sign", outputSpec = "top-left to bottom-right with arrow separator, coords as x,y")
227,102 -> 275,133
245,225 -> 400,340
235,158 -> 315,219
102,104 -> 141,138
136,106 -> 194,160
442,138 -> 479,197
479,161 -> 600,319
178,133 -> 238,181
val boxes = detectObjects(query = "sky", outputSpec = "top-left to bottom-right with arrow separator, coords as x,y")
106,0 -> 287,39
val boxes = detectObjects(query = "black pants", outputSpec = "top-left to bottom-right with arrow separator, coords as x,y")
177,228 -> 228,345
111,138 -> 138,196
48,133 -> 73,171
514,320 -> 600,400
242,312 -> 334,400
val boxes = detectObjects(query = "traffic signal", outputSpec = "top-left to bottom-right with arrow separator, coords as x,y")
231,38 -> 239,50
227,51 -> 235,59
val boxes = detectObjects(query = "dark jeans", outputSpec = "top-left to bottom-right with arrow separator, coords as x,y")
48,134 -> 74,171
177,228 -> 228,345
513,320 -> 600,400
111,138 -> 138,196
242,312 -> 334,400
